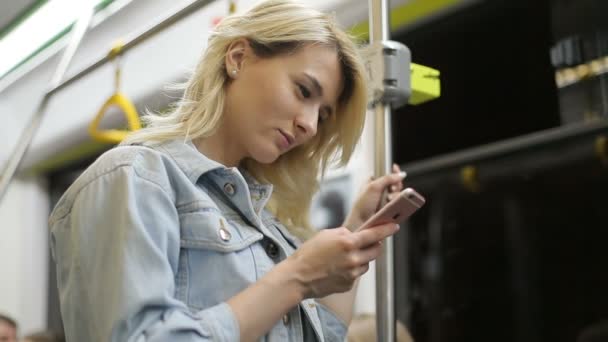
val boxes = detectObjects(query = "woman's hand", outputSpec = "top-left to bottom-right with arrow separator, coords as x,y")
342,164 -> 406,231
287,223 -> 399,299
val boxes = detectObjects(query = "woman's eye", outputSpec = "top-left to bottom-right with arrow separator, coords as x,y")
319,110 -> 329,123
298,84 -> 311,98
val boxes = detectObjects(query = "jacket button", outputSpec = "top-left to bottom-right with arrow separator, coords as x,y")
223,183 -> 236,196
219,227 -> 231,241
282,314 -> 290,325
218,219 -> 232,241
264,240 -> 280,259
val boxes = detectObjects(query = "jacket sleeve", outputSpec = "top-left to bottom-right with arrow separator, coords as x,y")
50,165 -> 240,342
315,302 -> 348,342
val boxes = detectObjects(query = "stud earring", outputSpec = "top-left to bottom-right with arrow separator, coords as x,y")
231,69 -> 238,76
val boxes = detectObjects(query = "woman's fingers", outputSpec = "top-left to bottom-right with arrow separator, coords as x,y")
349,264 -> 371,279
353,243 -> 383,265
370,165 -> 406,191
392,164 -> 404,191
385,164 -> 405,200
392,163 -> 401,174
369,172 -> 406,193
352,223 -> 399,248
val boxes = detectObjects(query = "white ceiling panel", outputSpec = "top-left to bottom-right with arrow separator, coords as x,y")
0,0 -> 38,34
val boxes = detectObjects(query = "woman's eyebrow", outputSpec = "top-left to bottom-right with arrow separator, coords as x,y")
303,73 -> 323,96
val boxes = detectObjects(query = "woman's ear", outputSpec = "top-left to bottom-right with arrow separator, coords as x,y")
225,39 -> 249,77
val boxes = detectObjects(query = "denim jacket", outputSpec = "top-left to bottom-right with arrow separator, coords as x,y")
49,139 -> 347,342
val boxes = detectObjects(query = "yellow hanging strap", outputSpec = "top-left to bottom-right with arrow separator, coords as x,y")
88,40 -> 141,144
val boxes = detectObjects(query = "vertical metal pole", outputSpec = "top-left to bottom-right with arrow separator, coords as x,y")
369,0 -> 395,341
0,8 -> 93,203
427,195 -> 445,342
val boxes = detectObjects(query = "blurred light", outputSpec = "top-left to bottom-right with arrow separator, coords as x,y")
0,0 -> 96,77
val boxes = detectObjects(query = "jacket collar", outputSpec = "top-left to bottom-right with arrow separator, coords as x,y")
149,138 -> 274,207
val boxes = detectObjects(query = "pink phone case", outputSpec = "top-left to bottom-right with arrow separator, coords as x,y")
357,188 -> 425,231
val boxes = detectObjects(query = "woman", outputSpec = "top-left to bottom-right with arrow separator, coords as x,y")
49,0 -> 406,341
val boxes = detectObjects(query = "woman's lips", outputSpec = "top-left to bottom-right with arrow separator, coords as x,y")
277,129 -> 294,149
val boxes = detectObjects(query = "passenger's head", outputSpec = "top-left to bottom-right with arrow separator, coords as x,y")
127,0 -> 367,158
0,314 -> 17,342
195,0 -> 367,166
124,0 -> 368,237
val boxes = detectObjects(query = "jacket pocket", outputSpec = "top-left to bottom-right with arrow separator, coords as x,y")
179,208 -> 263,252
176,207 -> 264,311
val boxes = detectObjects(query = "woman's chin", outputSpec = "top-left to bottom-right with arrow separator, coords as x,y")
251,149 -> 282,164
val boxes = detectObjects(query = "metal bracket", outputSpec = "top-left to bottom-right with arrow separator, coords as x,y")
366,40 -> 412,108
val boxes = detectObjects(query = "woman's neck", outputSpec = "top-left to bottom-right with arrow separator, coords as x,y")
192,131 -> 242,168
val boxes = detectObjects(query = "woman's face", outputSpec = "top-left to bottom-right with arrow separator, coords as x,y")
223,40 -> 343,165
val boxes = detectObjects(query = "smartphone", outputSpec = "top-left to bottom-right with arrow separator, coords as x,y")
357,187 -> 425,231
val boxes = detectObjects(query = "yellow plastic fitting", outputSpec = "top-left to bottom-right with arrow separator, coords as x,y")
595,135 -> 608,166
88,93 -> 141,144
460,165 -> 481,193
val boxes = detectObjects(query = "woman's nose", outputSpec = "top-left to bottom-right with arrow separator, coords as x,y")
294,108 -> 318,139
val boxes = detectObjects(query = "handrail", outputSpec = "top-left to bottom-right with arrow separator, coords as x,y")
0,0 -> 215,204
48,0 -> 216,98
0,7 -> 94,203
399,120 -> 608,193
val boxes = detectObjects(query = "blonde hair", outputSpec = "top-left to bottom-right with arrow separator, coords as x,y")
123,0 -> 368,239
